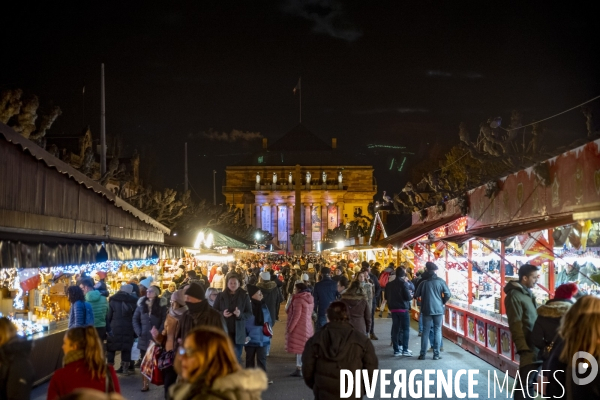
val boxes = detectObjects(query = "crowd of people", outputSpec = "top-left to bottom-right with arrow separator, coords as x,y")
1,256 -> 599,400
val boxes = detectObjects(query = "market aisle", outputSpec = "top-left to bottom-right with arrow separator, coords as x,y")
31,312 -> 514,400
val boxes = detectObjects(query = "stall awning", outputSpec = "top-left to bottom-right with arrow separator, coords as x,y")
443,214 -> 575,243
377,214 -> 461,247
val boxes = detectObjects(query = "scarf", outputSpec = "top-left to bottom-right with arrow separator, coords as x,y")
63,349 -> 85,366
250,298 -> 264,326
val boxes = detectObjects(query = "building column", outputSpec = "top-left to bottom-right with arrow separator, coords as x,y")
321,203 -> 328,244
304,203 -> 312,252
255,205 -> 261,229
288,204 -> 294,254
272,204 -> 277,245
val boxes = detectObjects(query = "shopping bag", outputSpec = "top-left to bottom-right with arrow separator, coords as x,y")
140,342 -> 156,380
158,349 -> 175,370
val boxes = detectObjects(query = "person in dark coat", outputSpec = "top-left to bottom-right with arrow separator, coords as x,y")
213,274 -> 252,363
176,282 -> 227,344
302,301 -> 378,400
312,267 -> 339,330
0,317 -> 34,400
133,285 -> 167,391
504,264 -> 540,400
339,280 -> 371,336
531,283 -> 576,361
385,267 -> 414,356
106,284 -> 138,375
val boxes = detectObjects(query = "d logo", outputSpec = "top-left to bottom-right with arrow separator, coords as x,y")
571,351 -> 599,386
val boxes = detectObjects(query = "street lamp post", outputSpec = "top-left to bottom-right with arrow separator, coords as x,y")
213,170 -> 217,205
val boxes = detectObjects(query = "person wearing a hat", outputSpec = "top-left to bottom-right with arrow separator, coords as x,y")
244,285 -> 273,381
312,267 -> 339,330
531,282 -> 576,362
213,274 -> 253,363
151,289 -> 187,397
176,282 -> 227,347
106,284 -> 139,375
414,261 -> 451,360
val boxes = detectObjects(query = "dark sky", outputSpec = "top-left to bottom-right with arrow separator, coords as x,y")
2,1 -> 599,207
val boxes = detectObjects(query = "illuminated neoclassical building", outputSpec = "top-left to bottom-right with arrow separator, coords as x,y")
222,124 -> 377,253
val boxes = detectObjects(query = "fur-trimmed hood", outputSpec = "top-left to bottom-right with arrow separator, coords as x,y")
170,368 -> 268,400
256,280 -> 277,291
536,299 -> 573,318
211,368 -> 268,393
137,296 -> 169,307
341,290 -> 367,302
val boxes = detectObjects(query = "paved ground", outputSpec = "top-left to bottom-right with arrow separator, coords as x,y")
32,311 -> 514,400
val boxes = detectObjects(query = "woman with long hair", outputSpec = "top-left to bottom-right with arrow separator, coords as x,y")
67,285 -> 89,328
133,285 -> 167,392
151,289 -> 188,398
340,280 -> 371,336
285,282 -> 314,378
47,326 -> 121,399
169,326 -> 268,400
545,295 -> 600,398
0,317 -> 34,400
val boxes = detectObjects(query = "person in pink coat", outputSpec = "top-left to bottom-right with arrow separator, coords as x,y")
286,282 -> 314,378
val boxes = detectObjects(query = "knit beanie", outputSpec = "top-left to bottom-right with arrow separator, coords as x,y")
120,284 -> 133,294
247,284 -> 260,297
185,282 -> 205,300
260,271 -> 271,281
139,277 -> 154,288
555,282 -> 578,300
171,289 -> 187,306
301,273 -> 309,281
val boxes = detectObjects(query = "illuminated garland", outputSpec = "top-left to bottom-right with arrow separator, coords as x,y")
1,258 -> 160,293
48,258 -> 159,274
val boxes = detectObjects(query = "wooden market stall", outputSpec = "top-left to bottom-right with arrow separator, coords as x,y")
0,122 -> 182,384
377,137 -> 600,377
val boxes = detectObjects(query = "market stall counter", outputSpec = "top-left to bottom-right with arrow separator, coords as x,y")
28,322 -> 69,385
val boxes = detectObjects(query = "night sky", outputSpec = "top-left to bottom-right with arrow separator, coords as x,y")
2,1 -> 599,215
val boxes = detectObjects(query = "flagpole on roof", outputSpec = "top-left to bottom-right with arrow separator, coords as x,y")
293,77 -> 302,123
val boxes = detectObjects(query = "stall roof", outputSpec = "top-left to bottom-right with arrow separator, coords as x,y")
377,214 -> 461,247
0,123 -> 169,234
443,214 -> 575,243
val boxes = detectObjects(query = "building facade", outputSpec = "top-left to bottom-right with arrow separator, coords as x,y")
222,124 -> 376,253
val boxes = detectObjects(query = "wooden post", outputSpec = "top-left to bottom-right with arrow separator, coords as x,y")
500,240 -> 506,315
445,243 -> 449,285
548,228 -> 555,297
468,240 -> 473,305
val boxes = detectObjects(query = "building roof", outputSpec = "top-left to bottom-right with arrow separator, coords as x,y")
236,123 -> 370,167
0,122 -> 169,234
269,123 -> 331,151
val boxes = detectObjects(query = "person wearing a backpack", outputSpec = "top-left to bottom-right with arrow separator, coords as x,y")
385,267 -> 415,356
378,263 -> 395,318
67,286 -> 94,328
